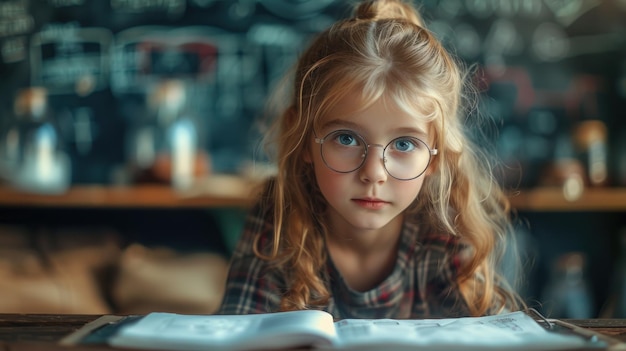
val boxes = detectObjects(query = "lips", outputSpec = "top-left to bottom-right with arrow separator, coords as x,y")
352,198 -> 389,210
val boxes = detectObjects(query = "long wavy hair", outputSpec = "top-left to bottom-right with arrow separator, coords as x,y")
255,0 -> 523,316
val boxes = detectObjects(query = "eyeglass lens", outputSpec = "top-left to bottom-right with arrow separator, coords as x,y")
318,130 -> 433,180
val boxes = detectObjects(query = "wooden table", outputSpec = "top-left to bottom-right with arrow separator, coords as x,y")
0,314 -> 110,351
0,314 -> 625,350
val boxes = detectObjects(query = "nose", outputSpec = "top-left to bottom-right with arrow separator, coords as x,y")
358,144 -> 387,183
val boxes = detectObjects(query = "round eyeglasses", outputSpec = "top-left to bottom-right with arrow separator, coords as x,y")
314,130 -> 438,180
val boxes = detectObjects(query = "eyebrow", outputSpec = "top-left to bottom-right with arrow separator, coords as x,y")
321,119 -> 429,137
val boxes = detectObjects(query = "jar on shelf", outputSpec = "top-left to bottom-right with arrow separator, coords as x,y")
574,120 -> 608,187
0,87 -> 70,193
540,252 -> 594,318
127,79 -> 210,190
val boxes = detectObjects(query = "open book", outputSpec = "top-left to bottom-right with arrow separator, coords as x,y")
94,310 -> 607,351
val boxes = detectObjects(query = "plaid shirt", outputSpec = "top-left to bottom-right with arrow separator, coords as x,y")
218,203 -> 482,319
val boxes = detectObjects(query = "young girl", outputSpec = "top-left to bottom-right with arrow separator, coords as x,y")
219,0 -> 524,318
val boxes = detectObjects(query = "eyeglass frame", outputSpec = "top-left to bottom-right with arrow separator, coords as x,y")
313,129 -> 438,181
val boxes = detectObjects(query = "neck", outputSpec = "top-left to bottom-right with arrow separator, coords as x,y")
325,213 -> 404,291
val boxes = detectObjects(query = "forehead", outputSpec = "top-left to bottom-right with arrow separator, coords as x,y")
318,92 -> 431,137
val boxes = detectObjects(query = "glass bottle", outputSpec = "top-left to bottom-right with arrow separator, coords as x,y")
128,79 -> 201,190
0,87 -> 70,193
541,252 -> 594,318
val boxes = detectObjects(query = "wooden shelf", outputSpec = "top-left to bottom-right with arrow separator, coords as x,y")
508,187 -> 626,212
0,179 -> 625,211
0,175 -> 263,209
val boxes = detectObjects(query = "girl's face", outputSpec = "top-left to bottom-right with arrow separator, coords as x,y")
306,92 -> 435,235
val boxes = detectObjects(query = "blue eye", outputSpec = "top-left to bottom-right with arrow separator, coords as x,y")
335,132 -> 359,146
393,138 -> 418,152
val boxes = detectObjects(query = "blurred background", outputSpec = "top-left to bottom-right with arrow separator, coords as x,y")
0,0 -> 625,318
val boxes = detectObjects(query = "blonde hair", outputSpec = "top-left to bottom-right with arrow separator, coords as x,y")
257,0 -> 522,315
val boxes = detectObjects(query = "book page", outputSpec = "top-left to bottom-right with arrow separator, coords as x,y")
109,310 -> 338,351
331,311 -> 589,351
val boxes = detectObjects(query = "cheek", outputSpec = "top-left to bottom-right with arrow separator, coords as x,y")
313,162 -> 341,190
424,158 -> 437,176
395,177 -> 426,202
311,157 -> 346,199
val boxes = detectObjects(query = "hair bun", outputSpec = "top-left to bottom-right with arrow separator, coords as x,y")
354,0 -> 424,27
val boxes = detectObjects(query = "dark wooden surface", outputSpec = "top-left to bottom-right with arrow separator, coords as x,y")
0,314 -> 625,350
0,314 -> 106,351
563,319 -> 626,341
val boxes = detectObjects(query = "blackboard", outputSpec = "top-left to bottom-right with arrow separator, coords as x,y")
0,0 -> 624,187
